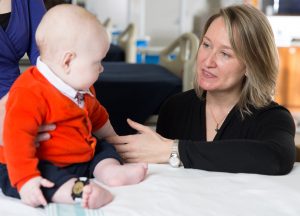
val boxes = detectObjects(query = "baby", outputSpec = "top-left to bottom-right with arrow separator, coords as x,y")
0,4 -> 147,209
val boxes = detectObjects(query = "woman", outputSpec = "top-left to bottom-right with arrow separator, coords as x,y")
0,0 -> 54,144
108,4 -> 296,175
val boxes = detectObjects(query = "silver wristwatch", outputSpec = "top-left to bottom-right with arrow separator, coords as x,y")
168,139 -> 181,168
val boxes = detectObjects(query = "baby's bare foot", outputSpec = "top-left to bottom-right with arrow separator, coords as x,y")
81,181 -> 113,209
96,162 -> 148,186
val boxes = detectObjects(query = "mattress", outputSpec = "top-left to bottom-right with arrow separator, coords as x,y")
1,163 -> 300,216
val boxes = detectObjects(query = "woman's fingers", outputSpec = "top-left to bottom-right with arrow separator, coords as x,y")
35,133 -> 51,143
0,93 -> 8,145
35,124 -> 56,144
38,124 -> 56,132
120,151 -> 138,161
112,141 -> 139,161
107,134 -> 134,144
114,143 -> 129,153
127,118 -> 151,133
106,135 -> 124,144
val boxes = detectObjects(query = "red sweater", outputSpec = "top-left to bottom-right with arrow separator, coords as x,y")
0,66 -> 108,190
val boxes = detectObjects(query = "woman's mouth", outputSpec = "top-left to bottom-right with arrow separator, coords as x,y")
202,69 -> 217,78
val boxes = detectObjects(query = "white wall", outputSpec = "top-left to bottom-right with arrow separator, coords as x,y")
85,0 -> 243,47
85,0 -> 128,29
268,16 -> 300,47
145,0 -> 183,46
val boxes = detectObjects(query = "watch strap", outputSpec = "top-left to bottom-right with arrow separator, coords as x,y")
172,139 -> 179,155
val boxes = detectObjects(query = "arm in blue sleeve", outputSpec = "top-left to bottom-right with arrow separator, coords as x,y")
27,0 -> 46,65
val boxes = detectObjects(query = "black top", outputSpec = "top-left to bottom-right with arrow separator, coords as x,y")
156,90 -> 296,175
0,12 -> 11,31
94,62 -> 181,135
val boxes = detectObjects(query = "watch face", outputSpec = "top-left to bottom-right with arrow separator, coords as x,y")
169,154 -> 180,167
72,181 -> 84,195
72,178 -> 90,201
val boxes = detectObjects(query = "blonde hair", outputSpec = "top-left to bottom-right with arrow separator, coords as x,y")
194,4 -> 278,116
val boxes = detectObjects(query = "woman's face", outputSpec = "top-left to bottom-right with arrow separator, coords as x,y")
196,17 -> 246,94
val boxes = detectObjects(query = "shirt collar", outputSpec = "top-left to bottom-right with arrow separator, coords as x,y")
36,57 -> 93,103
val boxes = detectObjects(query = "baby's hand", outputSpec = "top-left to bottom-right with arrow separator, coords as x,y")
19,176 -> 54,207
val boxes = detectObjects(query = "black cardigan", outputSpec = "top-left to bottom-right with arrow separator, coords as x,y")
156,90 -> 296,175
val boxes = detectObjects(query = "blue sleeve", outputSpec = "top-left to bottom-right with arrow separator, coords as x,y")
27,0 -> 46,65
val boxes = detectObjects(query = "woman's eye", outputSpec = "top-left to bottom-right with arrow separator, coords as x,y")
221,52 -> 230,58
202,42 -> 210,48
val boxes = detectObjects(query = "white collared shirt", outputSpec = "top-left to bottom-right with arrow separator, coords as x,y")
36,57 -> 93,108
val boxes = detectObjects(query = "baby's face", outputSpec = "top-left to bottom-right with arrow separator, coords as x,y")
66,31 -> 109,91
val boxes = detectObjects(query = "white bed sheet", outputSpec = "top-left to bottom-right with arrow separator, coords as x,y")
1,163 -> 300,216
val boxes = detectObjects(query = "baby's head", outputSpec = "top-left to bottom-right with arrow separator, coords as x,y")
36,4 -> 109,90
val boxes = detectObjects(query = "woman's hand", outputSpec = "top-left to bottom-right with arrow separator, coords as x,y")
107,119 -> 173,163
0,94 -> 8,144
35,124 -> 56,147
0,93 -> 55,146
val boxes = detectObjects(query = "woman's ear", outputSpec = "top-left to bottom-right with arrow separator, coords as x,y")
62,51 -> 76,74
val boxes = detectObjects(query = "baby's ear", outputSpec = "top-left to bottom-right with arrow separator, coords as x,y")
62,51 -> 76,74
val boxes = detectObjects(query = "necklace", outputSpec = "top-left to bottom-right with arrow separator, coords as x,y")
207,104 -> 229,132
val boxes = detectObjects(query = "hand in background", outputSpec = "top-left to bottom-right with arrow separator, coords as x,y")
0,93 -> 8,145
19,176 -> 54,207
35,124 -> 56,147
107,119 -> 173,164
0,93 -> 56,146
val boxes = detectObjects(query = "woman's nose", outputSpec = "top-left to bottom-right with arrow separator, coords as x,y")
204,52 -> 217,67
